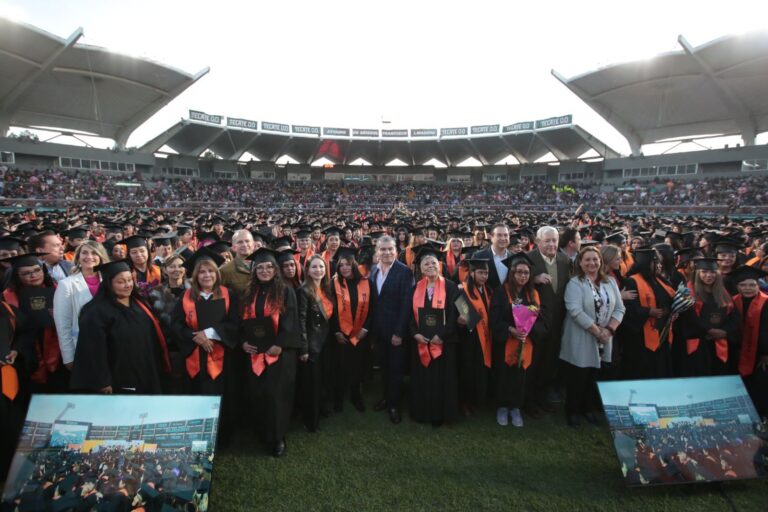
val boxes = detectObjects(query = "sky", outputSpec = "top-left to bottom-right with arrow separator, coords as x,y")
26,395 -> 221,425
598,376 -> 749,407
1,0 -> 767,157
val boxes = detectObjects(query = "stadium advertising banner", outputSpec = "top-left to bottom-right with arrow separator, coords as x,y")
502,121 -> 534,133
382,129 -> 409,137
323,127 -> 350,137
535,115 -> 573,129
292,125 -> 321,135
262,121 -> 290,133
353,128 -> 379,137
189,110 -> 222,125
227,117 -> 258,130
440,127 -> 468,137
411,128 -> 438,137
471,124 -> 500,135
597,376 -> 767,486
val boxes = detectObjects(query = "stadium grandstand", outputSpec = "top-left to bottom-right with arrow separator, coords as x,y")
0,17 -> 767,205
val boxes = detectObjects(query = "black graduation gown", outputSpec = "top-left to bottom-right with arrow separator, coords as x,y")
0,303 -> 29,480
70,298 -> 163,394
740,295 -> 768,416
621,275 -> 675,380
676,292 -> 740,376
171,290 -> 240,395
240,286 -> 301,445
456,285 -> 491,406
329,277 -> 372,402
489,288 -> 548,408
408,279 -> 459,424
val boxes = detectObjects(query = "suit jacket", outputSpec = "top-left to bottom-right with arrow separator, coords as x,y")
369,260 -> 414,342
527,248 -> 571,331
53,272 -> 98,365
470,246 -> 508,292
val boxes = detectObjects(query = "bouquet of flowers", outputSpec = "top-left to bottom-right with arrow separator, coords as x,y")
512,301 -> 539,368
658,282 -> 695,344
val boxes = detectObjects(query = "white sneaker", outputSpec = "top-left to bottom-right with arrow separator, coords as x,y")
496,407 -> 509,426
509,408 -> 524,427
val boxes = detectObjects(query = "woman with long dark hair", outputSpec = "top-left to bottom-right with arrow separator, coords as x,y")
330,248 -> 371,412
240,248 -> 300,457
1,253 -> 65,393
489,253 -> 547,428
621,248 -> 676,379
70,260 -> 171,394
296,255 -> 334,431
676,258 -> 739,376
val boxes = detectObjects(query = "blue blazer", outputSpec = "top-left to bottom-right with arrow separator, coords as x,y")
369,260 -> 414,341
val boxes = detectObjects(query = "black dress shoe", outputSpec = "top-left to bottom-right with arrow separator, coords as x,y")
273,439 -> 286,457
351,399 -> 366,413
388,408 -> 402,424
583,412 -> 598,425
523,406 -> 542,419
566,415 -> 581,428
373,398 -> 387,412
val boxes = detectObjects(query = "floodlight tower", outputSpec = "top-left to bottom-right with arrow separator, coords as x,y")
628,389 -> 637,406
55,402 -> 75,422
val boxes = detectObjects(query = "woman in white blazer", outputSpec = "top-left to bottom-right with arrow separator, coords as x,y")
559,246 -> 625,428
53,241 -> 110,368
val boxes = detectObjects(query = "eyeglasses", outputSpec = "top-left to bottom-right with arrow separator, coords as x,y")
19,267 -> 43,278
514,270 -> 530,276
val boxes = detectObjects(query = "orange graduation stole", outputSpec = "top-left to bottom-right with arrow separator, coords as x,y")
413,277 -> 446,367
2,288 -> 61,383
182,287 -> 230,380
133,264 -> 162,285
0,302 -> 19,401
445,250 -> 462,279
244,289 -> 281,376
134,299 -> 172,373
630,274 -> 675,352
734,292 -> 767,376
405,247 -> 416,268
462,283 -> 492,368
503,284 -> 540,369
685,285 -> 731,363
333,277 -> 370,346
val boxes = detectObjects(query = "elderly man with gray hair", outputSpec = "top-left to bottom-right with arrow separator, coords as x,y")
526,225 -> 571,415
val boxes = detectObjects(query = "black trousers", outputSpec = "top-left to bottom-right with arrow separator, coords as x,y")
375,336 -> 406,408
563,361 -> 600,416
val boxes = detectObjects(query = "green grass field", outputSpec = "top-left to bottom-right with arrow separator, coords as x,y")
210,385 -> 768,512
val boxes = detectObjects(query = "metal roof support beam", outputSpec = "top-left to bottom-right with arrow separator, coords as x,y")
406,141 -> 416,166
498,136 -> 529,164
113,67 -> 209,149
269,137 -> 294,162
230,132 -> 261,161
0,26 -> 83,136
138,121 -> 188,154
678,35 -> 757,146
306,139 -> 325,164
190,128 -> 227,157
466,139 -> 490,165
535,132 -> 570,161
552,69 -> 643,156
343,140 -> 355,165
436,140 -> 453,167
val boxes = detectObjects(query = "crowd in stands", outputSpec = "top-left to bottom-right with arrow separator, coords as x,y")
1,168 -> 767,210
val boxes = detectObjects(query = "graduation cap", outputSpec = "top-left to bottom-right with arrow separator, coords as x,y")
692,257 -> 719,271
336,247 -> 358,262
631,248 -> 659,267
197,232 -> 220,243
295,228 -> 312,239
414,245 -> 443,265
466,257 -> 490,271
674,247 -> 702,267
713,239 -> 743,254
63,225 -> 89,239
247,247 -> 279,266
152,233 -> 176,246
730,265 -> 768,283
276,249 -> 298,265
50,494 -> 81,512
120,235 -> 149,250
206,241 -> 231,255
94,260 -> 132,280
322,227 -> 342,238
272,236 -> 293,251
604,231 -> 626,245
502,252 -> 535,269
183,247 -> 225,274
0,253 -> 48,269
0,236 -> 27,251
580,239 -> 601,248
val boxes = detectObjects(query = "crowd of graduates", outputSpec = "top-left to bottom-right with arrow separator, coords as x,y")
0,202 -> 767,510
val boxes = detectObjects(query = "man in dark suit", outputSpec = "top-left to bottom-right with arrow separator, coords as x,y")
28,230 -> 73,283
527,226 -> 571,413
369,235 -> 413,424
470,223 -> 511,292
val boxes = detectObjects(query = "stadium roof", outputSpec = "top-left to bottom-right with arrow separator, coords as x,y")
553,31 -> 768,155
0,18 -> 208,147
141,114 -> 619,165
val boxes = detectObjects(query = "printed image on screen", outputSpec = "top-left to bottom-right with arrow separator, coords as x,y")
49,422 -> 90,447
2,395 -> 221,511
598,376 -> 768,487
628,406 -> 659,427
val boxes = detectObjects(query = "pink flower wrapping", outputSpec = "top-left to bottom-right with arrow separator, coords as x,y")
512,304 -> 538,335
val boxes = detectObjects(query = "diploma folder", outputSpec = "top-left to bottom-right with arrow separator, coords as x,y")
454,294 -> 480,332
241,317 -> 275,352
